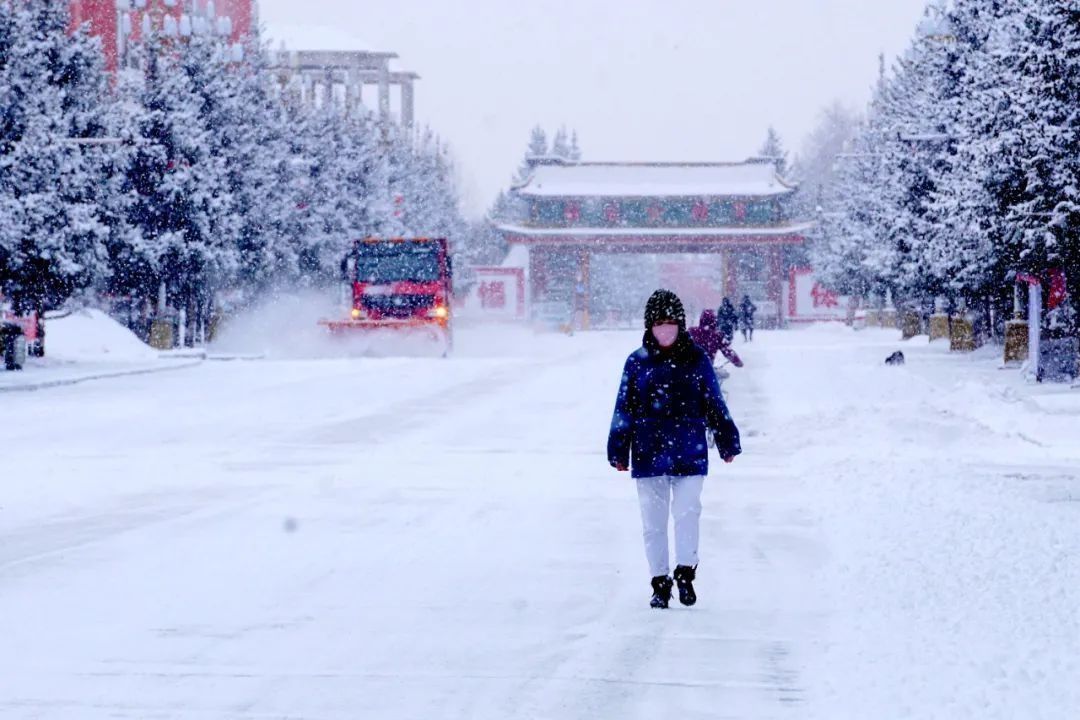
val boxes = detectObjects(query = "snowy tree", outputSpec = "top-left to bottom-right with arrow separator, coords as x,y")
0,0 -> 111,330
806,0 -> 1079,333
812,59 -> 896,300
551,126 -> 571,159
758,126 -> 789,176
792,101 -> 860,217
116,36 -> 237,322
1005,0 -> 1080,287
921,0 -> 1023,307
285,104 -> 365,282
178,32 -> 305,294
515,125 -> 548,183
873,20 -> 962,307
403,131 -> 466,242
338,112 -> 391,241
569,130 -> 582,162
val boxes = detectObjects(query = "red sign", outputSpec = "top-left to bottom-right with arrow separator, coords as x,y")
478,281 -> 507,309
810,283 -> 840,308
1048,268 -> 1068,310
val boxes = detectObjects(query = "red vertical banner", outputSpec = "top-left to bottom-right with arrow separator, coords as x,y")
1048,268 -> 1068,310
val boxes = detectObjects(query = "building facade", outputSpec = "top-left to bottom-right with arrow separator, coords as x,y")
496,158 -> 812,328
68,0 -> 255,71
269,50 -> 419,129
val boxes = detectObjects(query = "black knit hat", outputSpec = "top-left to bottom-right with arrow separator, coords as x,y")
644,289 -> 686,330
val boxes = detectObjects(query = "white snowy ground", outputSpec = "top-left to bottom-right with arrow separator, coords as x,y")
1,323 -> 1078,719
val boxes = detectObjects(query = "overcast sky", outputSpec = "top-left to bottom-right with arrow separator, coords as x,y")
257,0 -> 930,216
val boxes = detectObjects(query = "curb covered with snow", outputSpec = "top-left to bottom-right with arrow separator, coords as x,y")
0,359 -> 203,393
0,308 -> 203,392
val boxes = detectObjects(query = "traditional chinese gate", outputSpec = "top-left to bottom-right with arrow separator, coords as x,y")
497,159 -> 812,329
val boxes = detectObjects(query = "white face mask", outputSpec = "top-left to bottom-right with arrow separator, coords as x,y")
652,323 -> 679,348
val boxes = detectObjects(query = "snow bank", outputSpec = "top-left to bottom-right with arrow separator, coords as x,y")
46,309 -> 158,362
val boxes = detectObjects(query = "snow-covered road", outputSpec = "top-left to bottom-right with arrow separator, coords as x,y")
2,326 -> 1078,718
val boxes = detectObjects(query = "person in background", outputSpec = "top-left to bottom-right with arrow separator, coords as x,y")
717,297 -> 738,343
689,309 -> 744,368
608,290 -> 741,609
739,295 -> 758,342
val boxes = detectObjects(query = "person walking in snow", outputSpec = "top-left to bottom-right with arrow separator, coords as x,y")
739,295 -> 757,342
717,297 -> 738,343
689,309 -> 744,369
608,290 -> 741,609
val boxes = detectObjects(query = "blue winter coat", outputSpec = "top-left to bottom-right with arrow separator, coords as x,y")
608,331 -> 741,478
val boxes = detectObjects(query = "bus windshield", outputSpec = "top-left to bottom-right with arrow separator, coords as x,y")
353,244 -> 442,283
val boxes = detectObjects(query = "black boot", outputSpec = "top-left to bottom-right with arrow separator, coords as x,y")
673,565 -> 697,607
649,575 -> 673,609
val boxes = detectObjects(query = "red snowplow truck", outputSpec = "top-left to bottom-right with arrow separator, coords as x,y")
321,237 -> 454,355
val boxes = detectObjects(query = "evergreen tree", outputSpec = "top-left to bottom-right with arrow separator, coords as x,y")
1007,0 -> 1080,287
515,125 -> 548,183
874,17 -> 960,307
178,31 -> 303,294
0,0 -> 111,324
551,125 -> 570,159
812,58 -> 895,300
118,35 -> 235,317
792,101 -> 861,217
569,129 -> 582,162
758,126 -> 789,175
403,130 -> 465,241
101,64 -> 156,303
286,104 -> 357,282
923,0 -> 1021,306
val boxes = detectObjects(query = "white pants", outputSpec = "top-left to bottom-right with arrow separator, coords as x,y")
635,475 -> 704,578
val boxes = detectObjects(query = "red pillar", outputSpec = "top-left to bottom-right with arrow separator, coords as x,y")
528,245 -> 546,307
722,248 -> 737,299
767,246 -> 783,325
577,248 -> 591,330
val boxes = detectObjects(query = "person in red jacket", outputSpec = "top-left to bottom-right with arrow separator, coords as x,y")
688,309 -> 744,368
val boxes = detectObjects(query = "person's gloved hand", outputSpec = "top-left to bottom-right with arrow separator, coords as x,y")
721,455 -> 735,464
613,462 -> 629,472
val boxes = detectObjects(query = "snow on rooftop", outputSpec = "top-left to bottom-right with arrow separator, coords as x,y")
496,222 -> 814,238
517,161 -> 794,198
501,243 -> 530,269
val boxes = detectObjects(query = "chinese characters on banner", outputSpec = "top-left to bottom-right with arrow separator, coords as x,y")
477,281 -> 507,310
788,268 -> 851,322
